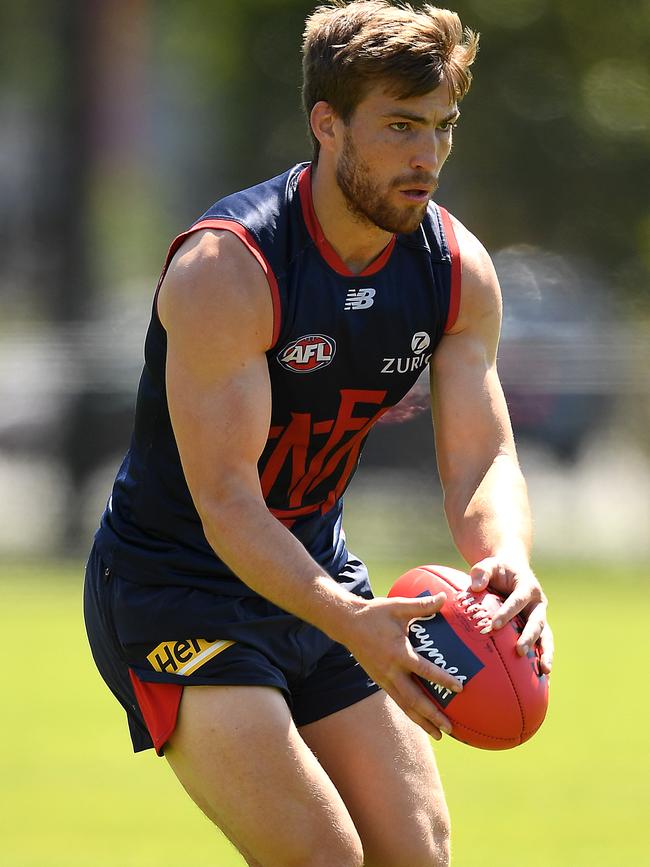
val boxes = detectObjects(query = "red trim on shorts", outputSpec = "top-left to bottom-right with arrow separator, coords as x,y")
438,206 -> 461,332
129,669 -> 183,756
298,165 -> 396,277
154,218 -> 282,349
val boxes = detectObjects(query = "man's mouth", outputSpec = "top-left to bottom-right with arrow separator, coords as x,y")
400,188 -> 432,202
396,176 -> 438,203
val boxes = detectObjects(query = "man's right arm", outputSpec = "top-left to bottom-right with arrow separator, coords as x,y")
157,228 -> 462,737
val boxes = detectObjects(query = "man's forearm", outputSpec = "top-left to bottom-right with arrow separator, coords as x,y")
444,452 -> 532,567
197,484 -> 365,644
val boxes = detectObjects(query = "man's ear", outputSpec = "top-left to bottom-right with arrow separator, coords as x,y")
310,101 -> 340,155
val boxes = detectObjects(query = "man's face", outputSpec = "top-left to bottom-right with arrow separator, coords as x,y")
334,82 -> 459,234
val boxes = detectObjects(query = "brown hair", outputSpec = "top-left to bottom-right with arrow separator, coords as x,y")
302,1 -> 479,159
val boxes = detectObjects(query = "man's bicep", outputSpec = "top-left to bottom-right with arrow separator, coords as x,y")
432,220 -> 518,490
431,316 -> 516,498
160,229 -> 274,513
166,346 -> 272,496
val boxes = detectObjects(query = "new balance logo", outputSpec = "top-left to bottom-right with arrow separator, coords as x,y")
344,287 -> 376,310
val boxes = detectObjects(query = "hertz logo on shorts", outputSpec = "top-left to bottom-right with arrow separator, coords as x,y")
147,638 -> 234,675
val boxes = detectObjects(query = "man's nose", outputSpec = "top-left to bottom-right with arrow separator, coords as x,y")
410,131 -> 443,174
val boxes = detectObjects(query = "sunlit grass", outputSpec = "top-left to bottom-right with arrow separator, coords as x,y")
1,559 -> 647,866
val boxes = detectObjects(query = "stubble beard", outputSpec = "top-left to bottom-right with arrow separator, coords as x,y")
335,129 -> 429,235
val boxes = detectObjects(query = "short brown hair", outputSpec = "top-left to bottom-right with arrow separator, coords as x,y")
302,1 -> 479,159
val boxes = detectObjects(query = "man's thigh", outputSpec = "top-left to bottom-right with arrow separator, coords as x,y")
165,684 -> 363,867
299,691 -> 451,867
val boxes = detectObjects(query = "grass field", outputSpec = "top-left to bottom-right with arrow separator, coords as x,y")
1,558 -> 648,866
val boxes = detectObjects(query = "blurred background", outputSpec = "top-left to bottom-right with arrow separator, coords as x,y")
2,3 -> 649,867
0,0 -> 648,562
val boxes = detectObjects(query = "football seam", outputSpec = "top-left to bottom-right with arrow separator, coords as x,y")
423,575 -> 520,741
448,717 -> 519,743
492,637 -> 527,739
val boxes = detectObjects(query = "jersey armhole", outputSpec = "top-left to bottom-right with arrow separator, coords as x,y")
153,218 -> 282,350
438,207 -> 461,333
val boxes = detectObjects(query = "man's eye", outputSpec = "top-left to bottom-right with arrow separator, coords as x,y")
439,121 -> 458,132
389,122 -> 411,132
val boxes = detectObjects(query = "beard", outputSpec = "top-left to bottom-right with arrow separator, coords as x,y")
335,129 -> 433,235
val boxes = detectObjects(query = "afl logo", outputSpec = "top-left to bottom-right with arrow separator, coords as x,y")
278,334 -> 336,373
411,332 -> 431,354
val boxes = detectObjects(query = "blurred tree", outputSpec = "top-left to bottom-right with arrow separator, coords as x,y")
0,2 -> 92,323
447,0 -> 650,312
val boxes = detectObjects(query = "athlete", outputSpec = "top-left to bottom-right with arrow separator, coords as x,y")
84,3 -> 554,866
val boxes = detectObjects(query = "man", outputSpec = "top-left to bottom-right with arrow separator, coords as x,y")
84,2 -> 553,865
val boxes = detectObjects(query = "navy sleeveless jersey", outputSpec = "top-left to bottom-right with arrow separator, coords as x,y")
95,163 -> 461,594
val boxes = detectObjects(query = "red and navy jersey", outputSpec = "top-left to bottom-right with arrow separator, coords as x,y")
95,163 -> 461,594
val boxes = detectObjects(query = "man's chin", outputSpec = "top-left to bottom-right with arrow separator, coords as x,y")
346,193 -> 429,235
376,208 -> 428,235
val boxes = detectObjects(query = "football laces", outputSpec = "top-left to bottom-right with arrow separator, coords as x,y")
456,590 -> 492,635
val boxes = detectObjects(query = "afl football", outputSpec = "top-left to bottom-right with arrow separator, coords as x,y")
389,564 -> 549,750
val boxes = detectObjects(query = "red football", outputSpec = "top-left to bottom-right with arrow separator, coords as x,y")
389,564 -> 549,750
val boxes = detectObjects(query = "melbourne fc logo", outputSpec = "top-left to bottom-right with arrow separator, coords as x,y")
277,334 -> 336,373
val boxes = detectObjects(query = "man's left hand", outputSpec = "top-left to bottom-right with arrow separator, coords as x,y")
469,556 -> 554,675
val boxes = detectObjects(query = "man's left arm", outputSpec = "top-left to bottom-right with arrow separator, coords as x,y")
431,215 -> 553,674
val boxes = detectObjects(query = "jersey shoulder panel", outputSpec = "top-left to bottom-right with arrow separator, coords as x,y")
197,163 -> 310,281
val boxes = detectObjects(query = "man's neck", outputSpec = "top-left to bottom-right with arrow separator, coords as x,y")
310,161 -> 393,275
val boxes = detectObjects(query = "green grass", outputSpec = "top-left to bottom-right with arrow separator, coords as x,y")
1,559 -> 648,866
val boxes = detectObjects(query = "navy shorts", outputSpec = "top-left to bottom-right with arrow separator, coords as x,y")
83,544 -> 380,754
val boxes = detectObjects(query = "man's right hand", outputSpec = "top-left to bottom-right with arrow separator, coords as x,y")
338,592 -> 463,740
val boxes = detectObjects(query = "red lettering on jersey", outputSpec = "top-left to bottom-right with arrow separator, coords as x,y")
260,412 -> 311,498
261,389 -> 388,512
290,389 -> 387,508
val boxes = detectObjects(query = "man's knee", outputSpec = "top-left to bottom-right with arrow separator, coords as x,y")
366,804 -> 450,867
302,829 -> 364,867
242,816 -> 363,867
410,805 -> 451,867
265,828 -> 364,867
